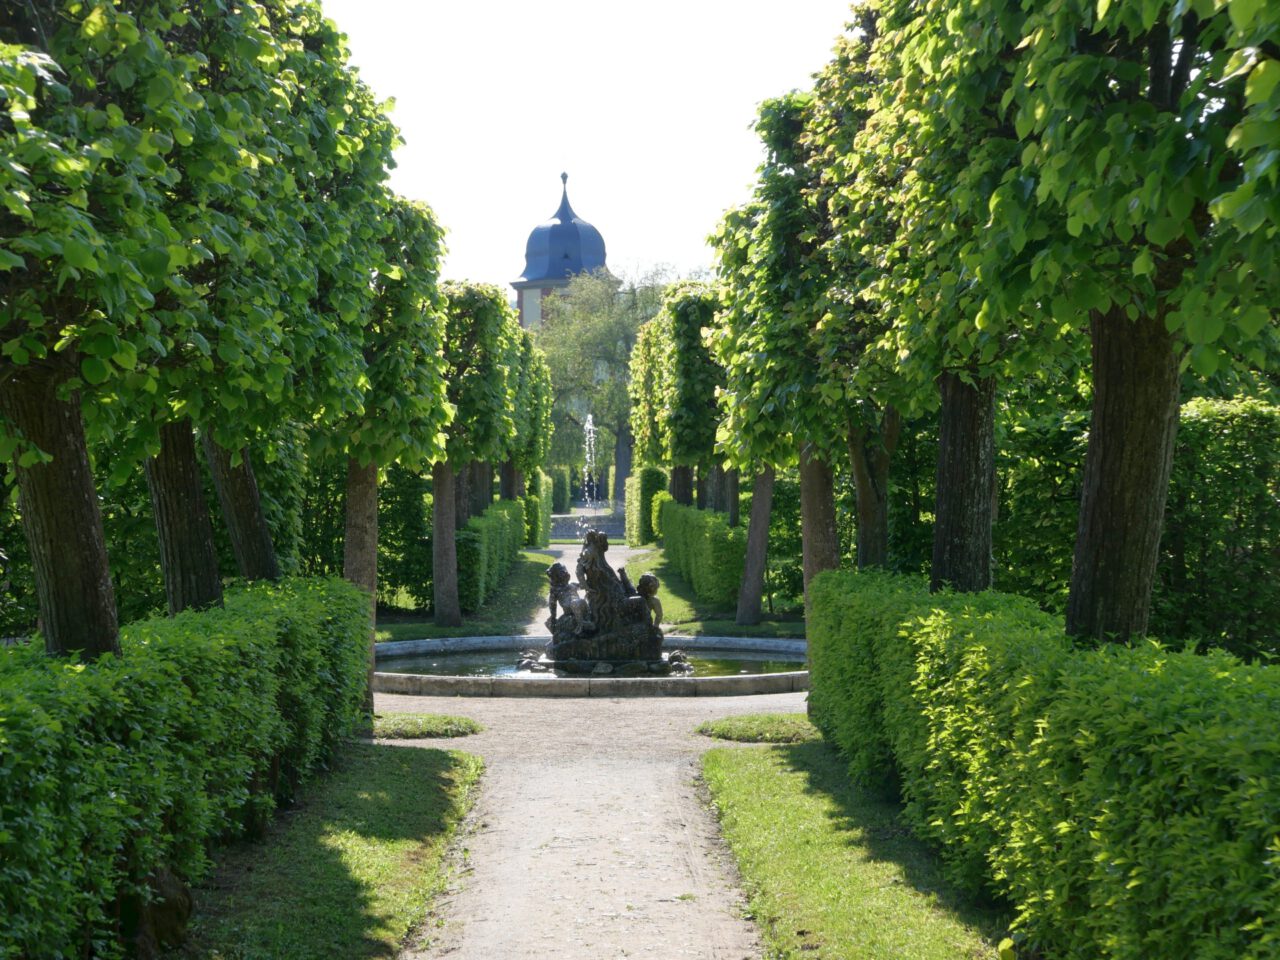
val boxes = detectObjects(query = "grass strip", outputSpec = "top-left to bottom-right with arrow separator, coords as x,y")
371,713 -> 482,739
697,713 -> 819,743
375,550 -> 554,641
703,742 -> 1005,960
173,742 -> 482,959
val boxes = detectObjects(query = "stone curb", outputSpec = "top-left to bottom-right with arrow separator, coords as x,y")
374,635 -> 807,656
372,669 -> 809,699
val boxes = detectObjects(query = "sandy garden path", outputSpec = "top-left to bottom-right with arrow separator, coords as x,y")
382,689 -> 807,960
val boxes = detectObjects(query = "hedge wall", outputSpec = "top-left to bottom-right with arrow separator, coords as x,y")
456,500 -> 526,613
625,467 -> 667,546
808,570 -> 1280,959
0,578 -> 369,959
656,500 -> 746,606
550,466 -> 571,514
523,469 -> 553,547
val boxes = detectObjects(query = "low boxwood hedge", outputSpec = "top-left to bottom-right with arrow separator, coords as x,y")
456,499 -> 526,612
657,500 -> 746,607
625,466 -> 667,546
808,570 -> 1280,959
550,466 -> 570,514
0,577 -> 369,959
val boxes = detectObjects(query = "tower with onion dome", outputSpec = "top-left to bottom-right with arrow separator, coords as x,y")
512,173 -> 609,328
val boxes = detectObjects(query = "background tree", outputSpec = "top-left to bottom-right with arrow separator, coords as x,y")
432,282 -> 519,626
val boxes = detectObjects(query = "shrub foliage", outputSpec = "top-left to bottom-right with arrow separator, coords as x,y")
0,578 -> 369,959
455,500 -> 526,613
657,500 -> 746,607
625,466 -> 667,546
808,570 -> 1280,959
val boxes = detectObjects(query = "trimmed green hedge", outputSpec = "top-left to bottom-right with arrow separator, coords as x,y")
456,500 -> 526,613
522,468 -> 552,547
808,570 -> 1280,959
0,578 -> 369,959
625,466 -> 667,546
550,466 -> 571,513
657,500 -> 746,606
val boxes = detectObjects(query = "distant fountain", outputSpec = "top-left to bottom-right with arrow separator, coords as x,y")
577,414 -> 598,538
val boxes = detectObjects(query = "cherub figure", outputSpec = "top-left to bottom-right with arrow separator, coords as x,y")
637,573 -> 663,628
547,562 -> 593,635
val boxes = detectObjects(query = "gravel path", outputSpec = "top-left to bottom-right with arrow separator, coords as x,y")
382,690 -> 807,960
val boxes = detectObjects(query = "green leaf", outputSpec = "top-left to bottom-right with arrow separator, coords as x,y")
81,357 -> 110,385
1188,344 -> 1219,376
138,247 -> 170,280
1245,60 -> 1280,107
1237,304 -> 1271,338
1133,249 -> 1154,276
62,237 -> 98,271
1144,218 -> 1181,247
0,249 -> 24,271
1229,0 -> 1264,31
1185,311 -> 1225,345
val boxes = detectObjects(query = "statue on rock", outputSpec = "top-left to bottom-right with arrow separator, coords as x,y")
533,528 -> 686,675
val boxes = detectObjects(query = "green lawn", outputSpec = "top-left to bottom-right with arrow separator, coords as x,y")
369,713 -> 483,739
703,741 -> 1005,960
626,546 -> 806,638
697,712 -> 820,744
375,550 -> 554,641
173,742 -> 482,959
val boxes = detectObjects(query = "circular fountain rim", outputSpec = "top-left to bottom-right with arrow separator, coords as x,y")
373,635 -> 809,698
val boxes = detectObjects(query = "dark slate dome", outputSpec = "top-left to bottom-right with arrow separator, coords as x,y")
515,173 -> 607,285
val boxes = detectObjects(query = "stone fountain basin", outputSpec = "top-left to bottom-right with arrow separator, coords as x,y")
372,636 -> 808,698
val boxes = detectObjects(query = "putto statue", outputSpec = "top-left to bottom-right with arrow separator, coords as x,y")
526,528 -> 688,676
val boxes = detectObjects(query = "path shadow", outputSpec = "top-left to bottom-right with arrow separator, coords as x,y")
776,739 -> 1010,942
172,742 -> 474,960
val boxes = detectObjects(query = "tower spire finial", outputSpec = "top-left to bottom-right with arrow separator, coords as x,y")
561,171 -> 568,187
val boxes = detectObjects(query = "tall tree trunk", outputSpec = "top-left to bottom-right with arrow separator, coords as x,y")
469,461 -> 491,517
695,463 -> 709,509
670,464 -> 694,506
706,464 -> 726,512
613,423 -> 632,503
1066,310 -> 1180,641
799,442 -> 840,606
202,434 -> 280,581
847,405 -> 902,569
931,371 -> 995,593
432,460 -> 462,626
726,468 -> 741,528
343,457 -> 378,711
499,459 -> 518,500
453,459 -> 472,524
146,418 -> 223,615
736,466 -> 775,625
0,366 -> 119,657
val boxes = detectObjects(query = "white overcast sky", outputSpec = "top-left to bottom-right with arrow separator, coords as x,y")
320,0 -> 855,289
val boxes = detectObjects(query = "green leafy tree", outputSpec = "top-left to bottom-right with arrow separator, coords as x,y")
500,329 -> 554,499
432,282 -> 519,625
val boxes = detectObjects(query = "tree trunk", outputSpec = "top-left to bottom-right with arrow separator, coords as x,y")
670,464 -> 694,506
799,442 -> 840,606
432,460 -> 462,626
202,434 -> 280,581
0,366 -> 119,658
847,405 -> 902,569
453,459 -> 472,524
736,466 -> 775,625
613,423 -> 632,503
1066,310 -> 1180,641
343,457 -> 378,711
146,418 -> 223,615
499,459 -> 519,500
930,371 -> 995,593
469,461 -> 491,517
695,463 -> 709,509
726,469 -> 741,528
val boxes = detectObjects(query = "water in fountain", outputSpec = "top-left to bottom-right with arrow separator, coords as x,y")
577,414 -> 597,538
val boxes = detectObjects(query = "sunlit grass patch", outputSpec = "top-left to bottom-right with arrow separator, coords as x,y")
371,713 -> 482,739
697,713 -> 819,743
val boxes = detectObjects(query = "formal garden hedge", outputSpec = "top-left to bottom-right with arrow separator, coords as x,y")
656,500 -> 746,606
808,569 -> 1280,960
625,466 -> 668,546
0,578 -> 369,959
550,466 -> 571,514
456,500 -> 527,612
523,469 -> 553,547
